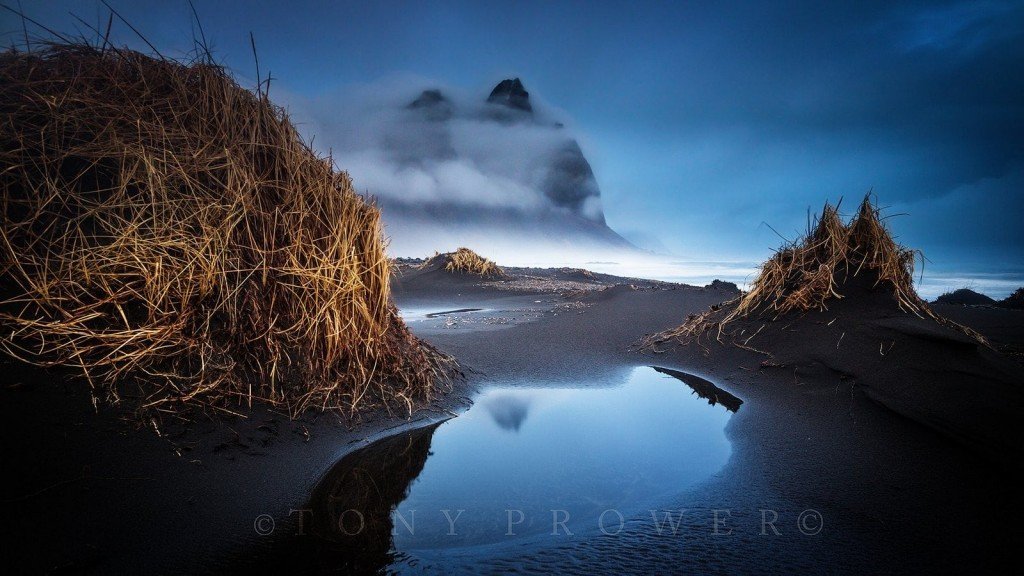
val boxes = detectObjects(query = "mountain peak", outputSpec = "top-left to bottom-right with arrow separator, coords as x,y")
409,89 -> 445,107
407,89 -> 453,121
487,78 -> 532,112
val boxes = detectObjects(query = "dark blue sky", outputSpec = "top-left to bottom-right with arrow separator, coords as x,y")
4,1 -> 1023,279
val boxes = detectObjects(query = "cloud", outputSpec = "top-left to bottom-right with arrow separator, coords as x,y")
283,75 -> 601,217
883,0 -> 1024,55
335,148 -> 545,210
891,161 -> 1024,260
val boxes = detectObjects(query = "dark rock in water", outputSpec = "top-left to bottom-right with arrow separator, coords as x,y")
934,288 -> 996,306
487,78 -> 532,112
407,89 -> 453,122
998,287 -> 1024,309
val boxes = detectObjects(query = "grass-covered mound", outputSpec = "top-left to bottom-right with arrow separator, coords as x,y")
424,248 -> 504,278
0,43 -> 453,417
650,196 -> 984,346
998,288 -> 1024,310
645,197 -> 1024,464
935,288 -> 996,306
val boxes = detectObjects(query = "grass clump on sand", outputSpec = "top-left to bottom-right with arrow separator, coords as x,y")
998,288 -> 1024,310
0,42 -> 454,418
649,195 -> 984,347
425,248 -> 504,278
935,288 -> 996,306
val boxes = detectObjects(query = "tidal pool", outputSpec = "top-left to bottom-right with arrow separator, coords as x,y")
298,365 -> 739,569
400,307 -> 487,321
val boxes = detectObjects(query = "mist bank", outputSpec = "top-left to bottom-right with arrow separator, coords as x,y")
280,75 -> 640,259
275,78 -> 1022,300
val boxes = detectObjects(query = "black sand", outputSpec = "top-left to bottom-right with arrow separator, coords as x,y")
2,265 -> 1022,574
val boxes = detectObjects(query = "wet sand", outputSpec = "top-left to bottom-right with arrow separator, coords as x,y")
390,268 -> 1024,573
2,264 -> 1022,574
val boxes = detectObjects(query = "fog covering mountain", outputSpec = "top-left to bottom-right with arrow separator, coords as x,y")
294,77 -> 639,263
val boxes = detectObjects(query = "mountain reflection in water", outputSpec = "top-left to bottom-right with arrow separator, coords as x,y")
484,393 -> 532,431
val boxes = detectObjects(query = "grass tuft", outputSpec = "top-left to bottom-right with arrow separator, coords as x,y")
0,42 -> 455,418
425,248 -> 504,278
999,287 -> 1024,310
648,195 -> 986,347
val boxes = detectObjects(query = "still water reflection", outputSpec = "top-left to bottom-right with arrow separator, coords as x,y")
392,366 -> 736,550
264,366 -> 740,572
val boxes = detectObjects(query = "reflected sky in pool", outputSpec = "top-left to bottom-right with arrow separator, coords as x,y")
391,366 -> 736,550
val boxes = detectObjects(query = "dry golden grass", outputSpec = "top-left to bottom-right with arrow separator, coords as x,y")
648,196 -> 986,347
0,42 -> 454,418
425,248 -> 504,278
